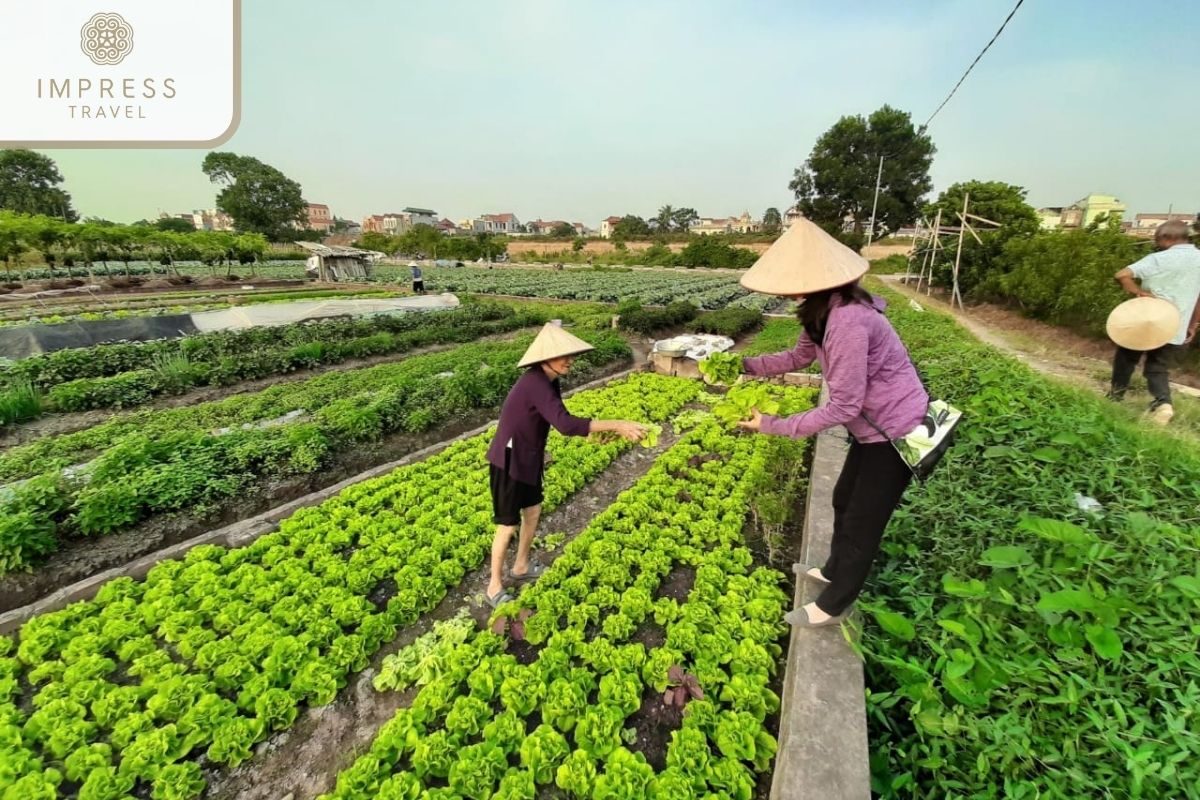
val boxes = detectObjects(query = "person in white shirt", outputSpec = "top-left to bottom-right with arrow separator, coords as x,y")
1110,220 -> 1200,424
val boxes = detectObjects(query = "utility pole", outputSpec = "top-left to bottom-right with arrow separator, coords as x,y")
864,155 -> 884,250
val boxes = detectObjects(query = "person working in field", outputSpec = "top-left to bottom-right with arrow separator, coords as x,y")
485,322 -> 646,608
409,261 -> 425,294
732,219 -> 929,628
1108,220 -> 1200,425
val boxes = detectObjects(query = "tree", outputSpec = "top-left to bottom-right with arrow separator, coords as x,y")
0,150 -> 78,222
571,237 -> 586,253
924,179 -> 1040,294
155,216 -> 196,233
789,105 -> 934,242
612,215 -> 651,240
762,207 -> 782,233
551,222 -> 576,238
201,152 -> 306,242
654,205 -> 675,233
671,207 -> 698,233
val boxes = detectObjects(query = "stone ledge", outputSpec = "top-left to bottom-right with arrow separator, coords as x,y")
771,422 -> 871,799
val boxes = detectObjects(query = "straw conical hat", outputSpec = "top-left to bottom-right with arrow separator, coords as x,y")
517,322 -> 595,368
1106,296 -> 1180,350
740,217 -> 869,295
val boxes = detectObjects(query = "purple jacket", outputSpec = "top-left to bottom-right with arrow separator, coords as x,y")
487,368 -> 591,485
743,294 -> 928,443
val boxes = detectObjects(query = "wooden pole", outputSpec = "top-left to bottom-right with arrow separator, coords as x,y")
925,208 -> 942,296
951,192 -> 969,309
903,218 -> 923,285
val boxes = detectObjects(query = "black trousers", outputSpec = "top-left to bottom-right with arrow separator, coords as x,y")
1111,344 -> 1177,408
817,440 -> 913,616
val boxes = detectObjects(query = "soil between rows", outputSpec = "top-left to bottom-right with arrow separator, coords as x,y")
0,356 -> 636,614
203,418 -> 682,800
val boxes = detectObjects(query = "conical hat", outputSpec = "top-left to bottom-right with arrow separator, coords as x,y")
1106,296 -> 1180,350
517,322 -> 595,368
740,217 -> 869,295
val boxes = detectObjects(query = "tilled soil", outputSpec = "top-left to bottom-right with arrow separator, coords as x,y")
203,421 -> 680,800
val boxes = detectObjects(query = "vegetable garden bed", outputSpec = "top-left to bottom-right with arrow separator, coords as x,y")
0,332 -> 632,582
2,372 -> 806,799
859,283 -> 1200,798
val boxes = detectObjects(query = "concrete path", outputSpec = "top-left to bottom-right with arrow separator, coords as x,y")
771,424 -> 871,800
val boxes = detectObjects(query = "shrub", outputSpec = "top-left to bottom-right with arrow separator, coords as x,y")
617,302 -> 698,335
690,308 -> 762,338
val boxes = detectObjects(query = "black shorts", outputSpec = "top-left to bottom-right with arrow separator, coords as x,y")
489,460 -> 543,526
412,280 -> 424,291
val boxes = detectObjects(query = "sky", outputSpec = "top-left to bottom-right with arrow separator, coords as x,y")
41,0 -> 1200,226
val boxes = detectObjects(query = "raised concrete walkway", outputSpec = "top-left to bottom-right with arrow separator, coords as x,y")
771,423 -> 871,799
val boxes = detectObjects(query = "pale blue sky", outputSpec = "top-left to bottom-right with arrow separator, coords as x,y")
45,0 -> 1200,225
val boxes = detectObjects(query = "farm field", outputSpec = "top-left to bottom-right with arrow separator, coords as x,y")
0,303 -> 545,422
0,328 -> 631,591
410,266 -> 773,310
0,287 -> 409,330
1,267 -> 1196,799
0,373 -> 817,800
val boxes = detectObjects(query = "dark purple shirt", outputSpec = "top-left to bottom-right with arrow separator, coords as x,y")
487,368 -> 592,484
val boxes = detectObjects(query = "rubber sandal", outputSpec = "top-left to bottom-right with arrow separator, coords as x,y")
792,563 -> 831,585
485,589 -> 514,609
507,561 -> 546,581
784,604 -> 849,628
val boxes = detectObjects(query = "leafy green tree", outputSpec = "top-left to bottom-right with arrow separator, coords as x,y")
676,237 -> 757,269
551,222 -> 576,238
789,105 -> 934,239
155,216 -> 196,233
571,237 -> 586,253
762,207 -> 782,233
654,205 -> 675,233
925,180 -> 1040,295
612,215 -> 651,240
671,207 -> 699,233
201,152 -> 306,241
0,150 -> 78,222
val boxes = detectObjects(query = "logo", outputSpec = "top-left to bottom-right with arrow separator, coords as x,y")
80,12 -> 134,66
0,1 -> 240,147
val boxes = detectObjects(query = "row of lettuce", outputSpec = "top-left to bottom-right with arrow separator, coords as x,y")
858,284 -> 1200,798
0,373 -> 711,800
0,331 -> 632,575
316,384 -> 817,800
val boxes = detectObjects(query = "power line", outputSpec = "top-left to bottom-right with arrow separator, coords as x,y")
922,0 -> 1026,129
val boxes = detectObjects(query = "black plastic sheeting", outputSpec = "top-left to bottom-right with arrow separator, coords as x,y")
0,315 -> 199,359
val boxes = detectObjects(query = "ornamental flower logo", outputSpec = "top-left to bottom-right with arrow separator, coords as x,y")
80,12 -> 134,66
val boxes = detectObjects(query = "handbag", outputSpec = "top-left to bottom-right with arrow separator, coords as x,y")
862,399 -> 963,480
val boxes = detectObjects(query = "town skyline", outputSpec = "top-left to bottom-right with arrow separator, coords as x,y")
36,0 -> 1199,227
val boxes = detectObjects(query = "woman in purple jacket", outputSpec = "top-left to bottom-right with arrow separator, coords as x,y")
485,322 -> 645,608
735,220 -> 928,627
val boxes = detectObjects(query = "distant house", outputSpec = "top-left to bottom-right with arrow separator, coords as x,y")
527,219 -> 575,236
403,207 -> 438,227
690,212 -> 761,236
1037,195 -> 1127,230
188,209 -> 234,232
599,216 -> 623,239
306,203 -> 333,232
436,218 -> 459,235
1036,207 -> 1065,230
571,222 -> 587,236
473,213 -> 521,234
1130,212 -> 1197,237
